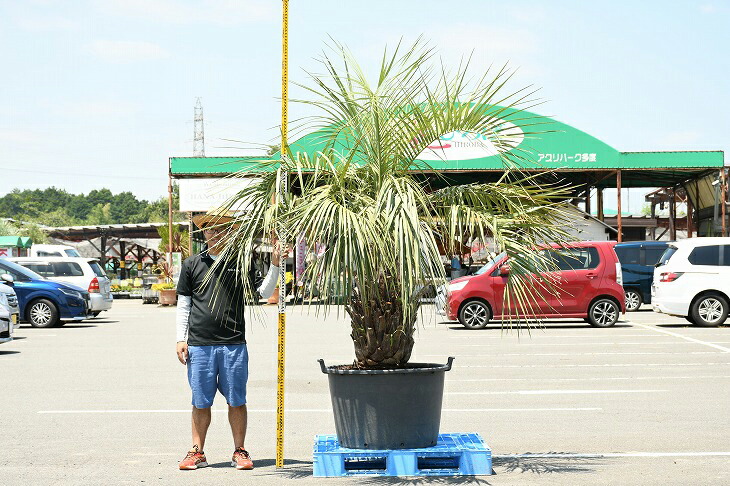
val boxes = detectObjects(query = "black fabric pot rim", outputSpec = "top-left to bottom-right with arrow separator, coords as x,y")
318,357 -> 454,375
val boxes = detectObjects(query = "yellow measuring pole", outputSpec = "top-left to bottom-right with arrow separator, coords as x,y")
276,0 -> 289,470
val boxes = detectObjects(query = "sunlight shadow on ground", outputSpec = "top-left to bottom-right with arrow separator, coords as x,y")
493,453 -> 609,475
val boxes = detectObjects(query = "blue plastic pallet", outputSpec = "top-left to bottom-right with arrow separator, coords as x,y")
313,433 -> 492,477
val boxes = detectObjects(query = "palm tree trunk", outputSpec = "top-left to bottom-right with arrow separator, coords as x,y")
346,291 -> 415,368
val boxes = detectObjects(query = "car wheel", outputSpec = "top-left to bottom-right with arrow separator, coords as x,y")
690,294 -> 729,327
27,299 -> 60,328
624,290 -> 642,312
587,298 -> 619,327
459,300 -> 490,329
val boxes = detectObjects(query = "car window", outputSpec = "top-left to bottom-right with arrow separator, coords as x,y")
644,247 -> 665,266
688,245 -> 720,266
64,249 -> 81,257
475,252 -> 507,276
0,260 -> 44,281
657,246 -> 677,266
88,262 -> 106,278
723,245 -> 730,266
550,247 -> 600,270
51,262 -> 84,277
615,246 -> 640,265
24,263 -> 55,278
36,251 -> 62,257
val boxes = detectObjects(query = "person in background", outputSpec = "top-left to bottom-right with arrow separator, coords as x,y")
176,211 -> 285,471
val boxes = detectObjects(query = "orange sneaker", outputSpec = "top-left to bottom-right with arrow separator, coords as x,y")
231,447 -> 254,470
179,445 -> 208,470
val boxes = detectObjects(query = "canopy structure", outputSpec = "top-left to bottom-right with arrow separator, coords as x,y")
170,106 -> 726,241
0,236 -> 33,248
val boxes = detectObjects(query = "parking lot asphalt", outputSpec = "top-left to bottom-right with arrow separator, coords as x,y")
1,300 -> 729,485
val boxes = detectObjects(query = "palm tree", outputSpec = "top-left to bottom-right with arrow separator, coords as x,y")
215,39 -> 572,368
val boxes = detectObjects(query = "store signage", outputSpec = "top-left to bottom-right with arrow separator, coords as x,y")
178,177 -> 260,212
417,120 -> 524,161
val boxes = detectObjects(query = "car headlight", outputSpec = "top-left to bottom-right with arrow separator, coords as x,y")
448,280 -> 468,292
59,288 -> 83,300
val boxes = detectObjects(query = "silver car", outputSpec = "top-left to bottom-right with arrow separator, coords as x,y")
0,279 -> 20,330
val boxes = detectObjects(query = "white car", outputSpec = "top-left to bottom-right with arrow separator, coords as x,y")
0,279 -> 20,330
652,237 -> 730,326
29,244 -> 81,257
9,257 -> 113,316
0,292 -> 12,344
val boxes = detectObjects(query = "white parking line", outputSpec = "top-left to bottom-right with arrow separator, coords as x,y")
37,407 -> 602,414
449,375 -> 730,382
494,452 -> 730,458
447,334 -> 660,339
424,352 -> 721,357
630,323 -> 730,353
455,341 -> 706,346
460,362 -> 730,368
446,389 -> 666,395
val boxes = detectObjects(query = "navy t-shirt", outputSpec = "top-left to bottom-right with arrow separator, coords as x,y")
176,251 -> 255,346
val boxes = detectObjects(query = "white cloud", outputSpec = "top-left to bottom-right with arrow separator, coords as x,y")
93,0 -> 275,25
88,40 -> 169,63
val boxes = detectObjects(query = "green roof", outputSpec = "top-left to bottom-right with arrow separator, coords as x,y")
0,236 -> 21,247
170,106 -> 724,188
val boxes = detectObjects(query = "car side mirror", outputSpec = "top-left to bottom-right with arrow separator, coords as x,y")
499,265 -> 510,276
1,273 -> 14,285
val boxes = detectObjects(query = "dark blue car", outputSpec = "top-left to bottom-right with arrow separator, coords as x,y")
0,258 -> 90,328
614,242 -> 669,311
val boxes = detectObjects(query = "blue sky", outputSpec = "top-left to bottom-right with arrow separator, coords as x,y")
1,0 -> 728,211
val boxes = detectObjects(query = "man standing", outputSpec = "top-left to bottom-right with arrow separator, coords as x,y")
176,212 -> 282,471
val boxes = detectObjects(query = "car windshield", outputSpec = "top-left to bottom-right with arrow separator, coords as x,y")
656,246 -> 678,266
474,252 -> 507,275
0,259 -> 45,280
64,249 -> 81,257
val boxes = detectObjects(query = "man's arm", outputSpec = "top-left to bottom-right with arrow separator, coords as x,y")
175,296 -> 192,364
257,241 -> 289,299
257,265 -> 278,299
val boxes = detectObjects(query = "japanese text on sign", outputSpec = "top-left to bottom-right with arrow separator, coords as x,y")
538,153 -> 597,163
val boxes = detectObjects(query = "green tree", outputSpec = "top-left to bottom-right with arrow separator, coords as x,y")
86,203 -> 113,225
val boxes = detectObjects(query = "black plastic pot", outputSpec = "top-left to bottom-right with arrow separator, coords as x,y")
319,357 -> 454,450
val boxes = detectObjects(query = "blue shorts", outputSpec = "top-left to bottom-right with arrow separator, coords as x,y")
187,344 -> 249,409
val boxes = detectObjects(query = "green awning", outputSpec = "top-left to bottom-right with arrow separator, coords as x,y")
0,236 -> 22,247
170,106 -> 724,189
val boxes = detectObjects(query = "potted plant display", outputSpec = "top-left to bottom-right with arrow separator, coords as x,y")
214,40 -> 572,450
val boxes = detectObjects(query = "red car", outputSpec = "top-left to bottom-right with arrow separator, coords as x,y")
443,241 -> 625,329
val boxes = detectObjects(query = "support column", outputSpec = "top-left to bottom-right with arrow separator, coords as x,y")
100,233 -> 107,270
167,173 -> 174,266
597,187 -> 604,221
650,202 -> 657,241
687,192 -> 693,238
722,168 -> 728,237
616,170 -> 623,242
119,240 -> 127,279
188,211 -> 193,258
669,189 -> 676,241
585,185 -> 592,216
695,179 -> 701,237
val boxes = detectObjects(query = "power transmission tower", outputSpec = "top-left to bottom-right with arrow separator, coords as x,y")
193,97 -> 205,156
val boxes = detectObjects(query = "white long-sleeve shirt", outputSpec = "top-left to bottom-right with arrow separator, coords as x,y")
176,261 -> 279,342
